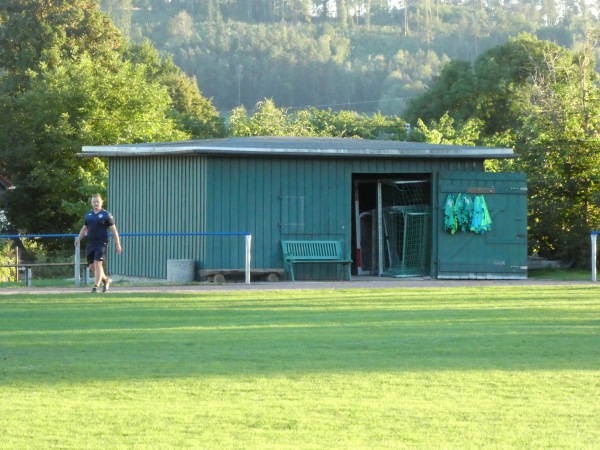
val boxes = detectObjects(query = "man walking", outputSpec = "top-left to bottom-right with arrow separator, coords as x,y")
75,194 -> 122,292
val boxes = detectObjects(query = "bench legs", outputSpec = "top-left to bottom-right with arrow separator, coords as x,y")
284,262 -> 352,282
342,263 -> 352,281
283,261 -> 296,282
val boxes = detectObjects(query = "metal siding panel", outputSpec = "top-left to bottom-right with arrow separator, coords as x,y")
203,157 -> 263,271
279,158 -> 351,280
107,156 -> 208,279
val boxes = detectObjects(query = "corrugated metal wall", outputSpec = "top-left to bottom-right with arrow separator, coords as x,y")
107,156 -> 208,279
201,156 -> 353,280
107,153 -> 484,279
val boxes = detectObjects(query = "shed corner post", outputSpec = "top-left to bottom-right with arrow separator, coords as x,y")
592,232 -> 598,282
245,234 -> 252,285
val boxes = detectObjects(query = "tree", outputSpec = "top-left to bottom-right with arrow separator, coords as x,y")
406,34 -> 571,136
124,40 -> 226,138
0,0 -> 222,251
511,34 -> 600,263
0,56 -> 190,243
404,60 -> 477,127
0,0 -> 121,91
230,99 -> 409,140
410,113 -> 483,146
230,99 -> 318,136
101,0 -> 133,39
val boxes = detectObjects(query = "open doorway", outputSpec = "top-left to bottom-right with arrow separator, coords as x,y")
353,174 -> 432,277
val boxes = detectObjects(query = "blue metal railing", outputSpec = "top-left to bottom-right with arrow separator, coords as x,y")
0,232 -> 253,286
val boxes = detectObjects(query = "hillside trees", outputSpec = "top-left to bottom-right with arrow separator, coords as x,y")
164,22 -> 448,115
0,0 -> 222,246
108,0 -> 600,116
101,0 -> 133,39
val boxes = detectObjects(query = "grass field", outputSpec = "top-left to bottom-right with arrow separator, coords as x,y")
1,286 -> 599,448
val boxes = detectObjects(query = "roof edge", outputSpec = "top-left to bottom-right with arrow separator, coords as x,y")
80,144 -> 515,159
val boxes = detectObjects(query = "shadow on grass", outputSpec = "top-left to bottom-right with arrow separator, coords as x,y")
1,289 -> 599,383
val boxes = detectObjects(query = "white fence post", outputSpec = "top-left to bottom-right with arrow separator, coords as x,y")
75,239 -> 81,287
592,233 -> 597,282
245,234 -> 252,285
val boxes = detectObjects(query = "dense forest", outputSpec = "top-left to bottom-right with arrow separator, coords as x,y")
101,0 -> 600,116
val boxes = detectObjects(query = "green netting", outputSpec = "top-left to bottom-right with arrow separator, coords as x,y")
381,205 -> 431,277
361,180 -> 431,277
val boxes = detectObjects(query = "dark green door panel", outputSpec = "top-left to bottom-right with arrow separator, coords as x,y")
437,171 -> 528,279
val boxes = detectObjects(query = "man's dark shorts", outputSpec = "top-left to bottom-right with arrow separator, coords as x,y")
87,244 -> 108,265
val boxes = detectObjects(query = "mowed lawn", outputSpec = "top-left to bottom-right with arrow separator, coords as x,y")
1,286 -> 599,449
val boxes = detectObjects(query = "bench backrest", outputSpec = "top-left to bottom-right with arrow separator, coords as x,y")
281,240 -> 343,260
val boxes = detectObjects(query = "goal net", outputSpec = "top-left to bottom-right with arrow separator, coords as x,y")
368,180 -> 431,277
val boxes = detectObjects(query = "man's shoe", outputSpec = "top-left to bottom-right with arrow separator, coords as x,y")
102,278 -> 112,293
91,286 -> 98,293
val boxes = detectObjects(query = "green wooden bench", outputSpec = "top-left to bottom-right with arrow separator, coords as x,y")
281,240 -> 352,282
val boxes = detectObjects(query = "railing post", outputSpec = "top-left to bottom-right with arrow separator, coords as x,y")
592,233 -> 597,282
75,239 -> 81,287
15,244 -> 19,283
245,234 -> 252,285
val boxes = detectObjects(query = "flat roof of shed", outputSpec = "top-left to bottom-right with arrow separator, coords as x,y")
81,136 -> 514,159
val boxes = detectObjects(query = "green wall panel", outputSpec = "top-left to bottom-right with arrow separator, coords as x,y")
437,171 -> 528,279
107,156 -> 208,279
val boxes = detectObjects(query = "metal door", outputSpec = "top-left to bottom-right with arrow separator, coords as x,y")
437,171 -> 528,279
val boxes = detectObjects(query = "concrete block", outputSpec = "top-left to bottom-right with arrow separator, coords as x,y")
167,259 -> 195,283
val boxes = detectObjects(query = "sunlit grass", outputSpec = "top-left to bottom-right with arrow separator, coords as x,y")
1,286 -> 599,448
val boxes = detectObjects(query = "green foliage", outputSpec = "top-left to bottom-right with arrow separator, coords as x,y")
229,99 -> 311,136
513,77 -> 600,262
0,240 -> 15,281
0,0 -> 222,253
309,109 -> 408,139
157,21 -> 447,117
411,113 -> 483,145
124,40 -> 226,138
0,0 -> 122,91
405,34 -> 569,136
405,60 -> 477,127
230,99 -> 409,139
0,55 -> 189,243
106,0 -> 599,118
405,33 -> 600,265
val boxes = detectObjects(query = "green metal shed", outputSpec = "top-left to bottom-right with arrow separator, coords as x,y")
81,136 -> 527,280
